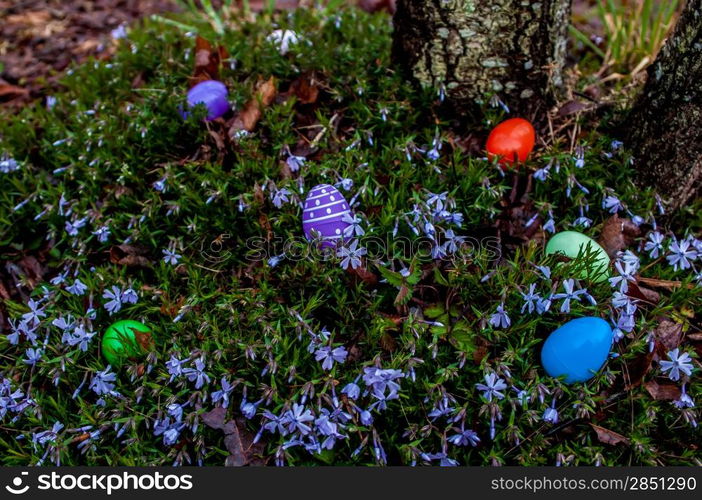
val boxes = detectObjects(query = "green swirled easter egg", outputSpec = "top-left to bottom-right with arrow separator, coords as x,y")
101,320 -> 153,366
545,231 -> 610,283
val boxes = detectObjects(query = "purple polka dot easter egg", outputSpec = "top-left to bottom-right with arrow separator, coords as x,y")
185,80 -> 229,120
302,184 -> 351,247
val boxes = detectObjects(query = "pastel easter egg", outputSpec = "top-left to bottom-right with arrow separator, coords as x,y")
302,184 -> 351,248
102,320 -> 153,367
541,317 -> 613,383
545,231 -> 610,283
185,80 -> 229,120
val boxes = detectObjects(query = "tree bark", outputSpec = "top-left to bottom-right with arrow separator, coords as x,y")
626,0 -> 702,212
392,0 -> 572,119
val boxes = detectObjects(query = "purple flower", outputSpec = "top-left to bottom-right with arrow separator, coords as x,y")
667,237 -> 697,271
271,187 -> 291,208
475,373 -> 507,401
341,380 -> 361,400
448,427 -> 480,447
362,366 -> 404,405
92,225 -> 111,243
90,367 -> 118,396
603,195 -> 623,213
66,279 -> 88,296
520,283 -> 540,314
240,397 -> 262,419
489,303 -> 511,329
314,346 -> 348,370
211,378 -> 234,408
644,231 -> 665,259
22,299 -> 46,325
121,288 -> 138,304
659,349 -> 694,381
286,154 -> 306,172
24,347 -> 43,366
166,355 -> 186,382
102,286 -> 123,315
283,403 -> 314,435
609,260 -> 637,293
183,357 -> 210,389
337,240 -> 366,270
542,400 -> 559,424
552,279 -> 586,313
162,249 -> 182,266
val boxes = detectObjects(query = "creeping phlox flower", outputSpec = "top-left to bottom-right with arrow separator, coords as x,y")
314,345 -> 348,371
659,349 -> 694,382
403,191 -> 466,258
90,366 -> 118,397
0,154 -> 20,173
102,285 -> 139,315
154,404 -> 187,447
162,248 -> 182,266
266,29 -> 300,55
337,239 -> 366,270
0,378 -> 35,422
475,373 -> 507,402
489,303 -> 511,329
666,236 -> 698,271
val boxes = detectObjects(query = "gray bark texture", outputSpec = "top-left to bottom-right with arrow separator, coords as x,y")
391,0 -> 572,119
626,0 -> 702,211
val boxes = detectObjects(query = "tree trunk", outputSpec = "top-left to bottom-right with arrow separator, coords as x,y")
392,0 -> 572,119
626,0 -> 702,212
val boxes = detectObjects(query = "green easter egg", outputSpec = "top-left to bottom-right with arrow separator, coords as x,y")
545,231 -> 610,283
102,320 -> 152,366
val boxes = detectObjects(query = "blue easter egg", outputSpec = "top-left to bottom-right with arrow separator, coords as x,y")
541,317 -> 613,383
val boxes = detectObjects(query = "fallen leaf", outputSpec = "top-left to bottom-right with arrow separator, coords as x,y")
356,0 -> 396,13
645,379 -> 682,400
379,332 -> 397,352
348,265 -> 378,286
558,100 -> 591,117
590,424 -> 630,446
598,214 -> 641,258
473,336 -> 490,364
626,282 -> 660,304
202,409 -> 264,466
0,83 -> 29,100
109,244 -> 151,268
228,77 -> 277,136
654,318 -> 684,351
191,36 -> 228,85
285,73 -> 319,104
636,277 -> 695,290
623,349 -> 654,390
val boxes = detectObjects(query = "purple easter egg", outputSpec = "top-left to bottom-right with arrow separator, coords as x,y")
185,80 -> 229,120
302,184 -> 351,248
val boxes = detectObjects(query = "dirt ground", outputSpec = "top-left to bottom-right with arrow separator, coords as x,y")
0,0 -> 181,103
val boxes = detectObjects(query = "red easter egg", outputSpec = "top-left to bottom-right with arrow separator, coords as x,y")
486,118 -> 536,167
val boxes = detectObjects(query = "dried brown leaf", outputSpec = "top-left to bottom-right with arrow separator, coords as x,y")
379,332 -> 397,352
201,407 -> 227,430
645,379 -> 682,400
623,349 -> 654,390
655,318 -> 684,351
558,100 -> 591,117
191,36 -> 228,85
0,83 -> 29,100
590,424 -> 630,446
598,214 -> 641,258
109,244 -> 151,268
286,73 -> 319,104
228,77 -> 277,136
626,282 -> 660,304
